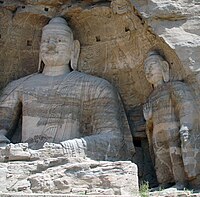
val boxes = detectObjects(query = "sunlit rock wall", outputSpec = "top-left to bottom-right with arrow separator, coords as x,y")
1,0 -> 199,186
132,0 -> 200,76
0,0 -> 192,105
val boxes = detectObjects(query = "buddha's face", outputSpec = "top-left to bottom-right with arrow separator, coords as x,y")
40,28 -> 73,67
144,56 -> 164,85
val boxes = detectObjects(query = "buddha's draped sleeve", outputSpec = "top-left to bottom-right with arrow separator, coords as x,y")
61,76 -> 131,161
171,81 -> 197,131
0,80 -> 22,139
171,82 -> 200,179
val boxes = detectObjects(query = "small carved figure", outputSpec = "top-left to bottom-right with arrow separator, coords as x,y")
143,51 -> 200,189
0,17 -> 134,161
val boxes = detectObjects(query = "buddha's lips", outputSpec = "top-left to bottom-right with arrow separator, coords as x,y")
41,51 -> 58,55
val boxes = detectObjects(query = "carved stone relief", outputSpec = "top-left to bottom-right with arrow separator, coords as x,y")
143,51 -> 200,189
1,0 -> 200,192
0,14 -> 138,195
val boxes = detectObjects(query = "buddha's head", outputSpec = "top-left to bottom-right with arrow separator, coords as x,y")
38,17 -> 80,72
144,51 -> 170,87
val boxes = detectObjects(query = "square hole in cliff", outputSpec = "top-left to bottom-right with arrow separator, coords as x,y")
96,36 -> 101,42
27,40 -> 32,46
125,27 -> 130,32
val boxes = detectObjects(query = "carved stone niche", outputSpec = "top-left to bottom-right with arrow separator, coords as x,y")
1,0 -> 200,193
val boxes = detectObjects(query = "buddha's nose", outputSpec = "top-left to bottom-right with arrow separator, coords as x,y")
47,40 -> 56,50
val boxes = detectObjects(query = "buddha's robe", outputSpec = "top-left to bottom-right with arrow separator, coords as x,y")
0,71 -> 134,161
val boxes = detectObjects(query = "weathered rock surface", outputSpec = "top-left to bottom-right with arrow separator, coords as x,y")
130,0 -> 200,188
131,0 -> 200,76
0,0 -> 190,110
1,0 -> 200,191
0,144 -> 138,195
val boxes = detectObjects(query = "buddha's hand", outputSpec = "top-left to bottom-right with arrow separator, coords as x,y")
143,102 -> 152,121
179,125 -> 190,142
0,129 -> 10,147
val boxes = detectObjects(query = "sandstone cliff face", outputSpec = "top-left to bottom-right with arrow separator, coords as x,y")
1,0 -> 199,189
131,0 -> 200,188
132,0 -> 200,76
0,0 -> 192,136
0,0 -> 192,104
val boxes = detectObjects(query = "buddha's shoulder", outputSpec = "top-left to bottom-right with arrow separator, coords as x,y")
73,71 -> 113,88
148,81 -> 189,98
3,73 -> 38,91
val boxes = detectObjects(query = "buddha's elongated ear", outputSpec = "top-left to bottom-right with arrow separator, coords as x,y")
38,54 -> 45,73
162,60 -> 170,82
71,40 -> 80,71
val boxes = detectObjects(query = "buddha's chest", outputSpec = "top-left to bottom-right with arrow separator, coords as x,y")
20,81 -> 83,118
150,90 -> 172,111
149,89 -> 177,124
